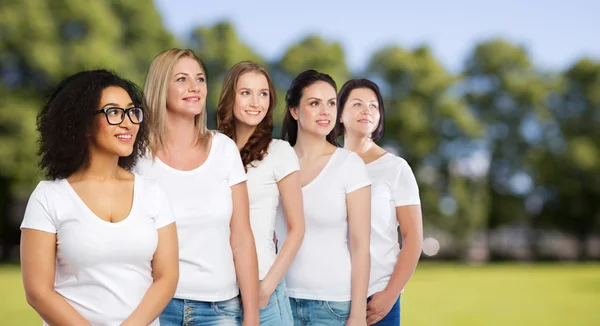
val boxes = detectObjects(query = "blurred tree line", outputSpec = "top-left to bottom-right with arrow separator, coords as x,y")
1,0 -> 598,261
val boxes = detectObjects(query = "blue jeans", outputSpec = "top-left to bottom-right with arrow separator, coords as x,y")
370,295 -> 401,326
159,296 -> 242,326
260,280 -> 293,325
289,298 -> 351,326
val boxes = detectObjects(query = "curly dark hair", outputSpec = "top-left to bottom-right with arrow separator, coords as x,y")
37,69 -> 148,180
281,69 -> 338,146
216,61 -> 276,171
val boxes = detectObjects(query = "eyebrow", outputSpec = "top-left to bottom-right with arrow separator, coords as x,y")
350,97 -> 378,103
306,97 -> 336,101
237,87 -> 270,92
174,72 -> 205,77
102,102 -> 135,108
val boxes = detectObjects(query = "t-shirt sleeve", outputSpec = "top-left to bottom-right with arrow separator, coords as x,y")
20,182 -> 57,233
273,141 -> 300,182
344,152 -> 371,194
393,160 -> 421,206
154,182 -> 176,229
224,135 -> 248,187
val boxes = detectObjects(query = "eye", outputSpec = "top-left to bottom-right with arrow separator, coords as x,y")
176,76 -> 185,82
310,101 -> 319,107
260,92 -> 268,97
353,102 -> 361,107
106,108 -> 121,116
369,104 -> 378,109
241,91 -> 250,96
328,101 -> 336,107
197,77 -> 205,82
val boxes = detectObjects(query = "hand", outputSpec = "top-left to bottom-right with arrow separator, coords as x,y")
366,290 -> 397,325
259,280 -> 276,309
346,314 -> 367,326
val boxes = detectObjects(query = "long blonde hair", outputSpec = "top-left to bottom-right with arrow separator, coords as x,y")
144,48 -> 210,155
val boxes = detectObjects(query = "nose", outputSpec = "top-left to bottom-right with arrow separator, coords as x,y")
119,112 -> 133,129
188,80 -> 200,93
250,94 -> 259,107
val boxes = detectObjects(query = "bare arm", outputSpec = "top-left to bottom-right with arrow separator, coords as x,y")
259,171 -> 305,307
230,182 -> 260,325
121,223 -> 179,326
21,229 -> 91,326
346,186 -> 371,321
366,205 -> 422,325
384,205 -> 423,295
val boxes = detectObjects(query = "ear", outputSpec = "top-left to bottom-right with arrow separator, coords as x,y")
290,107 -> 299,121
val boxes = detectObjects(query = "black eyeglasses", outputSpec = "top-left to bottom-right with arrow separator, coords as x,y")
95,107 -> 144,125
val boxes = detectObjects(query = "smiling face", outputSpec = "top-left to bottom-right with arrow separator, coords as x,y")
232,71 -> 270,128
291,81 -> 338,138
166,56 -> 207,117
91,86 -> 140,158
340,87 -> 381,138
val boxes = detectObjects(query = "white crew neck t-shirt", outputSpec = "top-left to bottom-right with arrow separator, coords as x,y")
366,153 -> 420,296
134,132 -> 247,302
20,174 -> 174,326
276,148 -> 371,301
246,139 -> 299,280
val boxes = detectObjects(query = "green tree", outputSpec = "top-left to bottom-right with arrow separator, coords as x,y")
0,0 -> 177,261
463,39 -> 551,259
535,58 -> 600,259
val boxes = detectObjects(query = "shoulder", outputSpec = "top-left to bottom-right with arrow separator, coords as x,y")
213,131 -> 238,151
133,174 -> 168,200
268,139 -> 295,156
26,179 -> 67,211
336,148 -> 366,166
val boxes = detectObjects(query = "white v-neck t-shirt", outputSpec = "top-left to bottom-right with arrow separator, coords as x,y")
276,148 -> 371,301
246,139 -> 299,280
134,132 -> 247,302
20,174 -> 174,326
366,153 -> 420,296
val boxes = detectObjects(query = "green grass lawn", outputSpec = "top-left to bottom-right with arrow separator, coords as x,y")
1,263 -> 599,325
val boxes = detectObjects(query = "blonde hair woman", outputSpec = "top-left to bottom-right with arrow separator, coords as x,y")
134,49 -> 260,326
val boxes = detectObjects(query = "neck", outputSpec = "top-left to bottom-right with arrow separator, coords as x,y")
294,128 -> 330,159
343,132 -> 374,155
73,148 -> 120,181
234,123 -> 256,150
165,112 -> 198,150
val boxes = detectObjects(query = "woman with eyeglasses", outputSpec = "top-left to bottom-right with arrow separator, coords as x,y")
20,69 -> 179,326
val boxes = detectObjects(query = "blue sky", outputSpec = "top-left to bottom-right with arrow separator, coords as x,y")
154,0 -> 599,73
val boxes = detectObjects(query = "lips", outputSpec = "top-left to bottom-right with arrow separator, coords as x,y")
115,133 -> 133,142
245,110 -> 262,117
316,119 -> 331,127
357,119 -> 372,124
183,96 -> 200,102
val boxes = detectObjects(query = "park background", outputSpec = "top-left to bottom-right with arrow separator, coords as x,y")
1,0 -> 599,325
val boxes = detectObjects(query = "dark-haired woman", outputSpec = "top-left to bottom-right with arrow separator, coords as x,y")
337,79 -> 423,326
216,61 -> 304,326
278,70 -> 371,326
20,69 -> 179,326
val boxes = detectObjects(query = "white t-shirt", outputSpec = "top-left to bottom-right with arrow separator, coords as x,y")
246,139 -> 299,280
276,148 -> 371,301
20,175 -> 174,326
134,132 -> 247,302
366,153 -> 420,296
